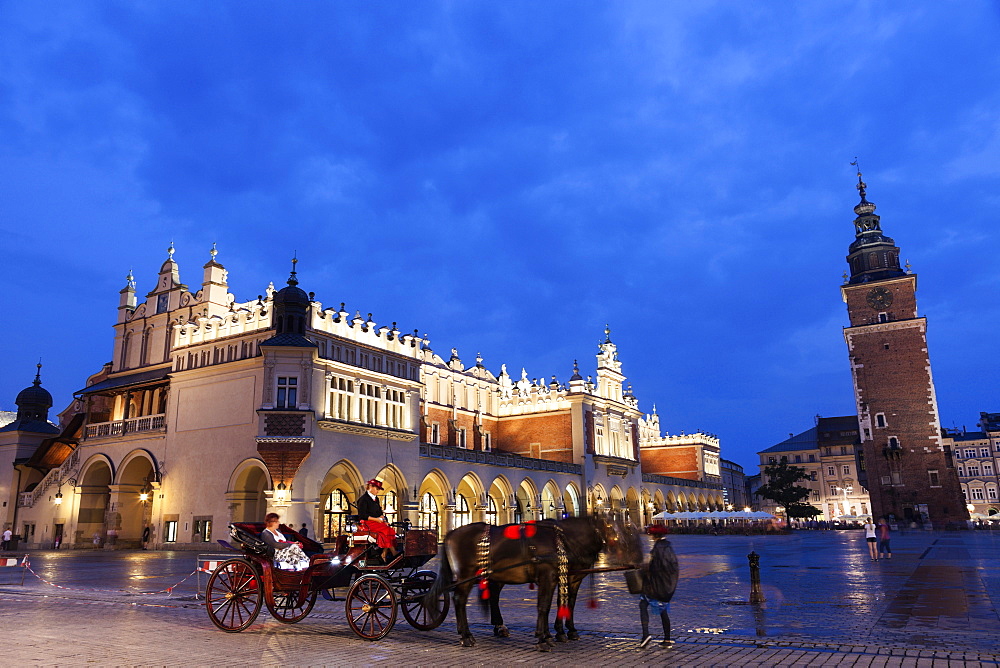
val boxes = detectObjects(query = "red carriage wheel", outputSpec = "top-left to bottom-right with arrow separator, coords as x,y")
205,559 -> 263,632
346,574 -> 398,640
400,570 -> 449,631
267,588 -> 318,624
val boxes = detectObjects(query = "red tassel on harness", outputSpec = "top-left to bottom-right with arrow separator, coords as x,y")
479,579 -> 490,600
528,582 -> 536,590
587,598 -> 599,609
557,605 -> 571,621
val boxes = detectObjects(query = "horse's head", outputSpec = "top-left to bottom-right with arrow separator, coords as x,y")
599,516 -> 644,567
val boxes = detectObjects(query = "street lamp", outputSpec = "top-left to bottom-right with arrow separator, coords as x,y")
54,490 -> 63,505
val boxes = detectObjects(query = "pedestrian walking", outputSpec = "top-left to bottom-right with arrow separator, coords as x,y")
142,525 -> 151,550
299,523 -> 309,539
877,519 -> 892,559
1,527 -> 11,550
863,517 -> 878,561
638,536 -> 679,648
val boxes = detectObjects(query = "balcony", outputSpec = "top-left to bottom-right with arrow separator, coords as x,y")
85,414 -> 166,439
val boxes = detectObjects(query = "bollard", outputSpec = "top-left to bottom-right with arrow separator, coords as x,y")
748,551 -> 765,604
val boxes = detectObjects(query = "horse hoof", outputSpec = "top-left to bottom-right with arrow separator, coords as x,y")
493,625 -> 510,638
568,630 -> 580,641
536,642 -> 552,652
461,636 -> 476,647
556,633 -> 569,643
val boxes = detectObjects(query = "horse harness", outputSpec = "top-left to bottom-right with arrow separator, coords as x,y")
476,522 -> 571,620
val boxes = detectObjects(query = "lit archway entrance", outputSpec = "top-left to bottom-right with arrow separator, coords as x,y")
114,453 -> 156,548
488,476 -> 513,525
563,483 -> 581,518
76,458 -> 112,548
227,460 -> 269,524
541,481 -> 561,519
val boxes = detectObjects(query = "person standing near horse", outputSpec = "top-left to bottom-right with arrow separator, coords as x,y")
876,518 -> 892,559
639,536 -> 678,648
356,478 -> 397,563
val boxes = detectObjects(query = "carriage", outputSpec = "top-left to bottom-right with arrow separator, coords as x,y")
204,519 -> 449,640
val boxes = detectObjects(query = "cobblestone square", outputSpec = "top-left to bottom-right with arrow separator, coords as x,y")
3,530 -> 1000,666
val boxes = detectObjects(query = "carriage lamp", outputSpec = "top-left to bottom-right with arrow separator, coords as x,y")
139,489 -> 150,502
54,491 -> 63,505
275,482 -> 288,504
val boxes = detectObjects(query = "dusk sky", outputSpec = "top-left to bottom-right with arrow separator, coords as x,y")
2,3 -> 998,471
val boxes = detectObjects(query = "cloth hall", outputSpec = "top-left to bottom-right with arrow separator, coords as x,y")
0,249 -> 726,549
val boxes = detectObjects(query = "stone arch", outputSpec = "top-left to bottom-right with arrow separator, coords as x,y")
665,490 -> 676,512
625,487 -> 640,524
653,489 -> 665,515
563,482 -> 581,517
488,475 -> 514,525
640,488 -> 652,524
319,460 -> 365,541
418,469 -> 451,538
590,483 -> 608,514
227,458 -> 271,524
114,449 -> 157,547
609,485 -> 624,518
515,477 -> 538,522
540,479 -> 561,520
456,472 -> 485,526
372,463 -> 407,524
76,454 -> 114,547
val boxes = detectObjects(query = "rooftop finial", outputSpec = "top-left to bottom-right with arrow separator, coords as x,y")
851,157 -> 867,199
210,242 -> 218,261
288,253 -> 299,287
34,360 -> 42,386
167,241 -> 175,261
604,324 -> 612,343
125,269 -> 135,289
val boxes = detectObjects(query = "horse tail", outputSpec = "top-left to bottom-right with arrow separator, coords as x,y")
423,542 -> 454,608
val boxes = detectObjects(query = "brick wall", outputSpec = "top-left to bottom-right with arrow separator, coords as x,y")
641,445 -> 700,480
496,411 -> 574,463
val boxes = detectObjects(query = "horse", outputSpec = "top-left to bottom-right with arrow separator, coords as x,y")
424,515 -> 641,650
484,516 -> 643,644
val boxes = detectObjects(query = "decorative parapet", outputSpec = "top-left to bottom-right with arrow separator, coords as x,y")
419,443 -> 581,474
642,472 -> 725,491
85,414 -> 166,439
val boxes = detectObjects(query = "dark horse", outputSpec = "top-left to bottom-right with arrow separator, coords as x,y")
425,516 -> 640,650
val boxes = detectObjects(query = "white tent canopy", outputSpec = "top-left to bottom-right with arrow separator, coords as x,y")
652,509 -> 777,521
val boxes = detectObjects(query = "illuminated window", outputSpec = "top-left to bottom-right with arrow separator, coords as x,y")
484,496 -> 498,524
419,492 -> 439,534
323,489 -> 349,541
453,494 -> 471,527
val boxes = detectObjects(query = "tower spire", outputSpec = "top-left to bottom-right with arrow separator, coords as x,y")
288,254 -> 299,287
844,161 -> 904,284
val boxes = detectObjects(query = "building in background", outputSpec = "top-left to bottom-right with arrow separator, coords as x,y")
840,171 -> 966,526
942,413 -> 1000,521
756,416 -> 870,521
1,249 -> 726,548
719,458 -> 749,510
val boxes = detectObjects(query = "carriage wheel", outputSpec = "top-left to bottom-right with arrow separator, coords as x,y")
205,559 -> 262,632
268,588 -> 318,624
346,574 -> 397,640
400,570 -> 449,631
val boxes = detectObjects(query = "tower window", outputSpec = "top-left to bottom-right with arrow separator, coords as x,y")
888,436 -> 899,449
875,413 -> 886,428
430,423 -> 440,444
882,340 -> 890,347
276,377 -> 297,409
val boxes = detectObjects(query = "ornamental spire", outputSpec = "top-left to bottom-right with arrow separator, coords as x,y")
287,253 -> 299,287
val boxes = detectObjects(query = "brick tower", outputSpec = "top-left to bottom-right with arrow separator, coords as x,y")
840,168 -> 966,526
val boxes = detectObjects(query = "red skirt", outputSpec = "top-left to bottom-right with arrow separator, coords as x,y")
359,519 -> 397,549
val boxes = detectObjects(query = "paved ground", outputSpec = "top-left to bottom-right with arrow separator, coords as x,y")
3,529 -> 1000,666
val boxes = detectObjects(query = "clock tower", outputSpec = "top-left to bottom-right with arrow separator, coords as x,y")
841,170 -> 966,526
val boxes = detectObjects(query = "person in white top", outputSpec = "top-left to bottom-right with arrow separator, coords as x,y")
862,518 -> 878,561
1,528 -> 12,551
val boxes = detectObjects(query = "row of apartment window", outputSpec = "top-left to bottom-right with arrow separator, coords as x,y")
964,486 -> 999,501
427,422 -> 492,450
958,463 -> 996,477
956,446 -> 1000,458
425,376 -> 495,414
173,340 -> 261,371
316,339 -> 419,381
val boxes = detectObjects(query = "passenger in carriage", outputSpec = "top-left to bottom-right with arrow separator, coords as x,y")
261,513 -> 311,571
356,478 -> 397,564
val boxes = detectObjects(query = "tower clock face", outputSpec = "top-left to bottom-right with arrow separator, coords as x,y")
866,287 -> 893,310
